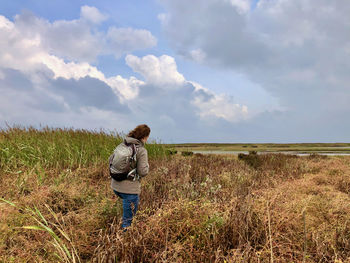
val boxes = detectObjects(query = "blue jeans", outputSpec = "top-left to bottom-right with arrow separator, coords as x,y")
113,190 -> 139,228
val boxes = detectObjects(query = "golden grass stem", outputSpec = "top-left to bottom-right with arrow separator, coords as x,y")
267,201 -> 274,263
303,210 -> 307,263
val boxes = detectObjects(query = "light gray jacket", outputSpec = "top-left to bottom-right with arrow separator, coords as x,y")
110,137 -> 149,194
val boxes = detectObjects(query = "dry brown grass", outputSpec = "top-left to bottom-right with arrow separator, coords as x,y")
92,154 -> 350,262
2,132 -> 350,262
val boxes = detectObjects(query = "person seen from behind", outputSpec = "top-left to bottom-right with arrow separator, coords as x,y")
109,124 -> 150,229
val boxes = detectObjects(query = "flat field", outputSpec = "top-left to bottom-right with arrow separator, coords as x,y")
167,142 -> 350,154
1,128 -> 350,262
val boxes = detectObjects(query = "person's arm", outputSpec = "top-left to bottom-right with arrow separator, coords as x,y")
137,147 -> 149,177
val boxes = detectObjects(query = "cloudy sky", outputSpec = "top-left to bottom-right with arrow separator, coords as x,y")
0,0 -> 349,143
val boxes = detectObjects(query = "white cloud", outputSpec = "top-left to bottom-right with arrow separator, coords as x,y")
157,13 -> 170,26
0,12 -> 154,101
191,82 -> 248,122
106,75 -> 144,100
41,55 -> 104,80
124,54 -> 249,123
227,0 -> 251,13
0,15 -> 41,73
126,54 -> 185,86
159,0 -> 350,120
40,55 -> 142,101
152,0 -> 350,141
190,49 -> 206,63
2,6 -> 157,63
0,69 -> 4,80
11,11 -> 103,63
0,16 -> 137,101
0,15 -> 13,30
0,7 -> 253,142
196,95 -> 248,122
80,5 -> 108,24
107,27 -> 157,58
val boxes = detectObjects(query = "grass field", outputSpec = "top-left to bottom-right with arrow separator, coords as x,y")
1,128 -> 350,262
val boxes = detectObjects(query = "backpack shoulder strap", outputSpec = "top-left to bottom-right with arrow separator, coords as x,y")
124,140 -> 138,159
108,153 -> 115,167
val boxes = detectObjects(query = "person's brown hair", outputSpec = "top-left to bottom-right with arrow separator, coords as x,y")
127,124 -> 151,141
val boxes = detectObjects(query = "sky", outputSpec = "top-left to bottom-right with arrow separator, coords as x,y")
0,0 -> 349,143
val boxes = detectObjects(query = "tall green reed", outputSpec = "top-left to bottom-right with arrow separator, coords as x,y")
0,126 -> 167,171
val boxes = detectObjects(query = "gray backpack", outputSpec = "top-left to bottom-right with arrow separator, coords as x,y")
109,141 -> 137,181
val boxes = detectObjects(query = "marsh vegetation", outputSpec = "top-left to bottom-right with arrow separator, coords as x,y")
167,142 -> 350,154
1,128 -> 350,262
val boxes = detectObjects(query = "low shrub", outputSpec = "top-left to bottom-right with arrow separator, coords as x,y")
166,149 -> 178,155
181,151 -> 193,157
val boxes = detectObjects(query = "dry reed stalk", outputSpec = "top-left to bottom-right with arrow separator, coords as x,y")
267,201 -> 274,263
162,218 -> 169,262
303,209 -> 307,263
